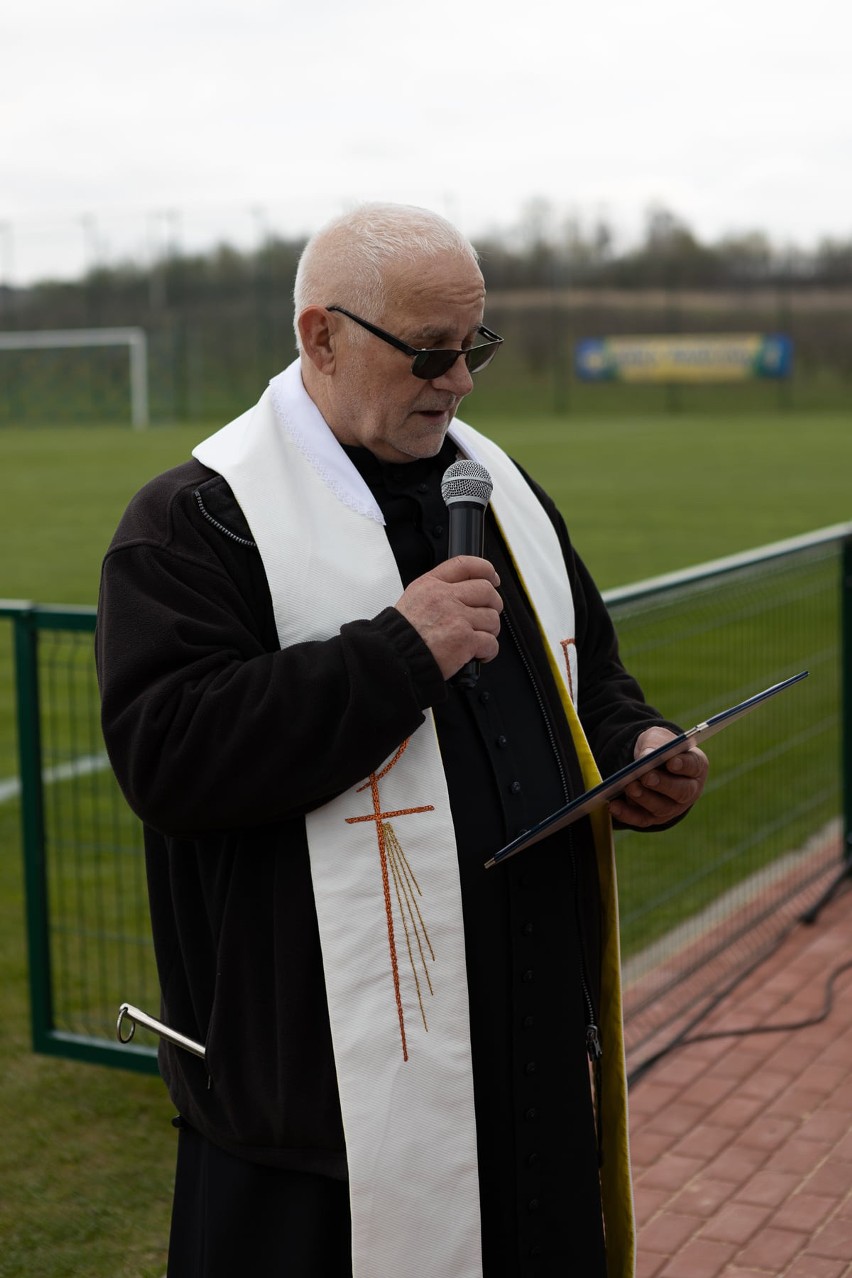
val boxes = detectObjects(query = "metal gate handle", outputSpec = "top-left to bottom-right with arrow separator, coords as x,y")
117,1002 -> 206,1060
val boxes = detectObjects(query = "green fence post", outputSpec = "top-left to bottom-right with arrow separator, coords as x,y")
800,533 -> 852,926
843,536 -> 852,867
12,608 -> 54,1052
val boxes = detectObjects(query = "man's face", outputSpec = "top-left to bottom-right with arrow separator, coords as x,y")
325,251 -> 487,463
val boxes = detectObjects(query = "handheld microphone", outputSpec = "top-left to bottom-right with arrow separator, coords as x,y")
441,460 -> 494,688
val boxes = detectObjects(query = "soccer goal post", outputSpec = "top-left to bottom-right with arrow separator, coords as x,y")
0,327 -> 149,428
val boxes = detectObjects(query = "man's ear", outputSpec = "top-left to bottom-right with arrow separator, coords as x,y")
298,306 -> 336,374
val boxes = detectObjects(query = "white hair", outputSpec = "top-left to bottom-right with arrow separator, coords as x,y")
292,202 -> 480,351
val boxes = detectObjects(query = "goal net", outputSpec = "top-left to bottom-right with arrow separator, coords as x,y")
0,327 -> 149,427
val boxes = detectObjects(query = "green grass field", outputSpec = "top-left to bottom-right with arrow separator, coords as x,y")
4,407 -> 852,607
1,405 -> 850,1276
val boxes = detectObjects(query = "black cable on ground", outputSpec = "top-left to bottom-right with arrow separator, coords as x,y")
627,890 -> 852,1089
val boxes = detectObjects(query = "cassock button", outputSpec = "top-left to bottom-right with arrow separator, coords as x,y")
522,921 -> 534,936
416,482 -> 428,493
523,1015 -> 535,1029
525,1061 -> 536,1074
527,1152 -> 540,1167
524,1107 -> 537,1121
509,780 -> 522,794
529,1243 -> 544,1257
522,969 -> 534,983
496,734 -> 508,748
479,691 -> 491,704
527,1198 -> 541,1212
431,524 -> 444,538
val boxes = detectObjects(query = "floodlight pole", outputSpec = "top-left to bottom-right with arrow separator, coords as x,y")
128,332 -> 149,429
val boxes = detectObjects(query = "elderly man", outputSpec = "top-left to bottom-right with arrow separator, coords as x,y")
96,203 -> 707,1278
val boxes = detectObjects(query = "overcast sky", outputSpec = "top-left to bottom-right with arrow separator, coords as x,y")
3,0 -> 850,283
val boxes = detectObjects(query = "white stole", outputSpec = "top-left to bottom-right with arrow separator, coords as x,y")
193,360 -> 634,1278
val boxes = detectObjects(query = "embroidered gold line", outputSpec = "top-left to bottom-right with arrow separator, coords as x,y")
386,826 -> 429,1032
396,840 -> 423,897
395,841 -> 435,966
387,826 -> 435,997
370,775 -> 407,1062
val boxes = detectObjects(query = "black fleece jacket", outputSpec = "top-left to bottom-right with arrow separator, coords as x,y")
96,446 -> 676,1179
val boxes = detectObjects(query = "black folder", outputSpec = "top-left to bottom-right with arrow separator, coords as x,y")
485,670 -> 808,868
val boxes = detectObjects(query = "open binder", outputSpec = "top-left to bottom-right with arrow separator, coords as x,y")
485,670 -> 808,869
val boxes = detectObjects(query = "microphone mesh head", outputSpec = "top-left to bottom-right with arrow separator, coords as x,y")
441,459 -> 493,507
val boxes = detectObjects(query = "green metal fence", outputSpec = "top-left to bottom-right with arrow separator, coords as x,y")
2,522 -> 850,1077
608,526 -> 851,1075
2,602 -> 159,1072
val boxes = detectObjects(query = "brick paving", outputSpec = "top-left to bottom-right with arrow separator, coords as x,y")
629,874 -> 852,1277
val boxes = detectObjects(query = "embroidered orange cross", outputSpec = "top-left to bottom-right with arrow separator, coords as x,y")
560,637 -> 577,703
345,739 -> 435,1062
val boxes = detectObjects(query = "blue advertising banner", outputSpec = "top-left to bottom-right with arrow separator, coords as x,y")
574,333 -> 793,383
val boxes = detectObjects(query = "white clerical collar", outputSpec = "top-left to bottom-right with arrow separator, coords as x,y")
268,358 -> 487,527
268,360 -> 385,524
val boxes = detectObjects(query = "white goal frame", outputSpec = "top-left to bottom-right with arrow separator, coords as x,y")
0,327 -> 149,428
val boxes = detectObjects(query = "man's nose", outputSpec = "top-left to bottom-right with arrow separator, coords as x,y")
431,353 -> 474,396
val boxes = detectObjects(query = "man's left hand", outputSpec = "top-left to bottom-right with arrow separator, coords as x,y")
608,727 -> 709,830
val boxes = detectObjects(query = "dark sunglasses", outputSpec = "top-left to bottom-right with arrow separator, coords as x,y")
327,305 -> 503,380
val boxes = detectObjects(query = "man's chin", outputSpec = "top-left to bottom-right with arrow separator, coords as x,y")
391,415 -> 454,461
408,429 -> 453,460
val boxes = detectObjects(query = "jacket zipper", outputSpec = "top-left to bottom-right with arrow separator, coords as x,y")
503,606 -> 605,1163
194,489 -> 257,547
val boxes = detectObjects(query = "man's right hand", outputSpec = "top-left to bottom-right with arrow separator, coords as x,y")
394,557 -> 503,681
